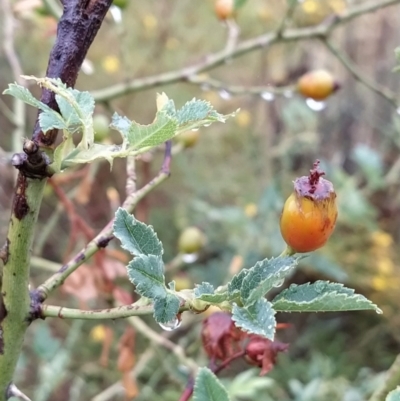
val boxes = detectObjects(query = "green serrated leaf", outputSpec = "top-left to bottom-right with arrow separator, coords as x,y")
113,208 -> 163,257
56,90 -> 94,134
3,83 -> 51,111
194,282 -> 215,296
386,388 -> 400,401
227,269 -> 248,299
61,143 -> 126,168
127,254 -> 166,299
232,298 -> 276,340
177,98 -> 219,125
193,367 -> 231,401
272,281 -> 382,313
3,83 -> 66,133
153,293 -> 180,324
39,111 -> 68,132
241,257 -> 298,306
194,283 -> 227,304
53,135 -> 75,172
112,110 -> 178,150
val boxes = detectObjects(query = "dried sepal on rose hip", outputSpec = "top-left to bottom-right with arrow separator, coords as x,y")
280,160 -> 338,253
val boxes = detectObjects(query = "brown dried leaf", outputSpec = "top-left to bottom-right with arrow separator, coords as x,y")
245,335 -> 289,376
202,312 -> 244,361
63,264 -> 98,302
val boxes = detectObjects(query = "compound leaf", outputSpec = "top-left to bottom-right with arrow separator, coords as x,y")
232,298 -> 276,340
113,208 -> 163,257
193,368 -> 231,401
272,281 -> 382,313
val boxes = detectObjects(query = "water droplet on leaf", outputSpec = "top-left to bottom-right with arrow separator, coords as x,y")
376,308 -> 383,315
397,107 -> 400,115
273,279 -> 284,288
261,91 -> 275,102
204,123 -> 211,127
306,98 -> 326,111
159,317 -> 182,331
219,89 -> 231,100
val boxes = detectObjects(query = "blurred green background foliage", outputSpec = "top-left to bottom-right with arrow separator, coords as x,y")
1,0 -> 400,400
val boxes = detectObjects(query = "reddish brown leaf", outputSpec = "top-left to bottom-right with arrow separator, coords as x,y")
202,312 -> 244,362
245,335 -> 289,376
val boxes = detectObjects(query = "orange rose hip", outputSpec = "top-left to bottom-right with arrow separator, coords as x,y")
280,161 -> 338,253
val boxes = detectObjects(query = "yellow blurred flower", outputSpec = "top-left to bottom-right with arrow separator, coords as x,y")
166,37 -> 180,50
376,257 -> 394,275
102,55 -> 120,74
244,203 -> 258,218
142,13 -> 157,32
301,0 -> 319,14
235,110 -> 252,128
90,324 -> 107,342
370,230 -> 393,248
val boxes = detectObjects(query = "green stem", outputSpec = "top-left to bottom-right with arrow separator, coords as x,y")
279,245 -> 296,257
369,354 -> 400,401
41,299 -> 191,321
41,302 -> 155,319
0,176 -> 47,399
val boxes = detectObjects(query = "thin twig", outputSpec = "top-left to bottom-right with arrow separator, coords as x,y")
128,316 -> 198,375
187,75 -> 296,97
126,156 -> 137,197
324,39 -> 398,108
91,0 -> 400,102
224,19 -> 240,54
40,301 -> 185,320
37,142 -> 173,300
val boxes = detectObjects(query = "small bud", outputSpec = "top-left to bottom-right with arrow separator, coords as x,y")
23,140 -> 38,155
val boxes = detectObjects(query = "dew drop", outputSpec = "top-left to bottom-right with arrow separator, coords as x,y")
159,317 -> 182,331
109,5 -> 122,23
306,98 -> 326,111
219,89 -> 232,100
376,308 -> 383,315
283,89 -> 293,98
267,325 -> 273,330
273,279 -> 284,288
261,91 -> 275,102
182,253 -> 198,263
396,107 -> 400,115
204,123 -> 211,127
282,265 -> 291,272
191,128 -> 199,132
